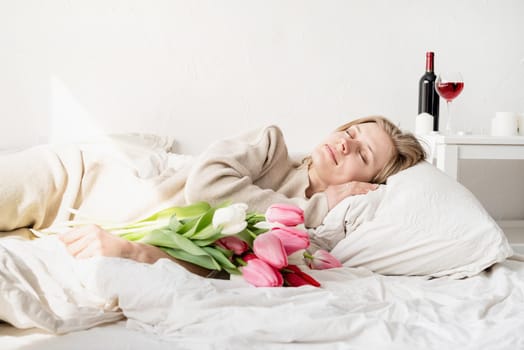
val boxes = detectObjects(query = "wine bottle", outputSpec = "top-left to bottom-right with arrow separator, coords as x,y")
418,52 -> 440,131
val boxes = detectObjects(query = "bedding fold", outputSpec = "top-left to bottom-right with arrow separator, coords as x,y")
0,237 -> 123,333
1,234 -> 524,349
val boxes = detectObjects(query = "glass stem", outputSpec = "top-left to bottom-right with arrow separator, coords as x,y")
445,101 -> 452,134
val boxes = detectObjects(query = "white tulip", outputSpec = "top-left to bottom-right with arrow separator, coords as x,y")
212,203 -> 248,235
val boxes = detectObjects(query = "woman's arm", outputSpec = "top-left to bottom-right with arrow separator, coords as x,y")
58,225 -> 211,277
184,126 -> 329,227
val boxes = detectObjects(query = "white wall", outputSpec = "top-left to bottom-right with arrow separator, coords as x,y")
1,0 -> 523,218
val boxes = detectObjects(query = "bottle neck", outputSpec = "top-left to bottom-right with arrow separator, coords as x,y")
425,52 -> 434,73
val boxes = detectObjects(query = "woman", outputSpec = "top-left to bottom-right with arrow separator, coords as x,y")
2,116 -> 425,276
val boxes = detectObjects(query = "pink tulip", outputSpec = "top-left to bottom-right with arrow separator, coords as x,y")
282,265 -> 321,287
242,258 -> 284,287
215,236 -> 249,255
242,253 -> 258,262
270,227 -> 310,255
307,249 -> 343,270
253,233 -> 288,269
265,204 -> 304,226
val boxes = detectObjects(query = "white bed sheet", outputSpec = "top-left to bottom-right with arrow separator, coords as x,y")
2,139 -> 524,349
0,321 -> 179,350
1,235 -> 524,350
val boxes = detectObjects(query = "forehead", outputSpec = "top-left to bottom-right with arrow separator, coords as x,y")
352,122 -> 385,139
353,122 -> 395,159
353,122 -> 379,133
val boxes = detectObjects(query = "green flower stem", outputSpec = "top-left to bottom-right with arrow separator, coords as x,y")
235,257 -> 248,267
303,251 -> 315,260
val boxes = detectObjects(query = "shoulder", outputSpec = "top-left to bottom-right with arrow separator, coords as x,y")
239,125 -> 284,142
218,125 -> 286,149
253,125 -> 287,149
198,125 -> 288,159
235,125 -> 290,163
263,125 -> 284,135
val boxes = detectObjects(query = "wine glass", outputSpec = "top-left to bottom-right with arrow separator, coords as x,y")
435,72 -> 465,135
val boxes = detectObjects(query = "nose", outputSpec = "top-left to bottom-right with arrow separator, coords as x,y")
338,136 -> 355,155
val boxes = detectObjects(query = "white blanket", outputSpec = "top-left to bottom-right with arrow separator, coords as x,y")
1,139 -> 524,349
1,235 -> 524,349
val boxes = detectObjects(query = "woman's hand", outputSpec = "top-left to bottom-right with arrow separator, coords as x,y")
324,181 -> 379,210
58,224 -> 134,259
58,224 -> 212,277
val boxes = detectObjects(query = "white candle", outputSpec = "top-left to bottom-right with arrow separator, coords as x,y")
415,113 -> 434,135
491,112 -> 518,136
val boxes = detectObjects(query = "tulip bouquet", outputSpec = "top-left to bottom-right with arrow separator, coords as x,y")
241,204 -> 318,287
40,202 -> 342,287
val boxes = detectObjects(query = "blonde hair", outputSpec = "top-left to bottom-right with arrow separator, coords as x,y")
305,116 -> 426,184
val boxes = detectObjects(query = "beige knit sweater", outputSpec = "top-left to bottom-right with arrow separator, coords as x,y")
0,126 -> 327,233
185,125 -> 329,228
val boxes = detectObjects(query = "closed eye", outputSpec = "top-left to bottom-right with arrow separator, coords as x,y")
344,128 -> 355,139
347,128 -> 367,163
360,152 -> 368,164
354,125 -> 375,165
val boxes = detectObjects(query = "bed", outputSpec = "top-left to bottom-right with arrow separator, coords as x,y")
1,257 -> 523,350
1,133 -> 524,350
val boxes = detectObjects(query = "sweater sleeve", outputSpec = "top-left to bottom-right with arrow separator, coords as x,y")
184,126 -> 328,227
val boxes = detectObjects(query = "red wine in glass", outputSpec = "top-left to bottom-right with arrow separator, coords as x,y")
435,82 -> 464,102
435,72 -> 464,134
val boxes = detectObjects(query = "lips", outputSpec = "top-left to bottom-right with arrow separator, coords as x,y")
324,144 -> 338,165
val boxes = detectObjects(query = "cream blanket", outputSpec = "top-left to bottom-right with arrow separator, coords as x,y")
0,135 -> 192,234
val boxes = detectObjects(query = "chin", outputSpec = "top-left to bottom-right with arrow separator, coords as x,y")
310,152 -> 330,172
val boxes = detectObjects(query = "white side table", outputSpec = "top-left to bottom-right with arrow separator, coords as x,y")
420,134 -> 524,253
432,135 -> 524,180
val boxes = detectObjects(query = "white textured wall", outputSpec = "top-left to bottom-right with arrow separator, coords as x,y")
0,0 -> 523,218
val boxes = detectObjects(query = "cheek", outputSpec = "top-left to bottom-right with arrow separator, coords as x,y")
340,159 -> 373,182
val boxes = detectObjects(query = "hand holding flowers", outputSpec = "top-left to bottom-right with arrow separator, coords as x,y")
40,202 -> 342,288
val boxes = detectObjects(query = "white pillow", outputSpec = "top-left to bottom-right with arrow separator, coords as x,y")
310,161 -> 513,279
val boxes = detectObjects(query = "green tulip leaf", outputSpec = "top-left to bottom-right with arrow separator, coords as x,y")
161,247 -> 220,270
177,217 -> 199,235
213,245 -> 233,258
236,229 -> 255,247
139,229 -> 211,258
186,208 -> 215,238
191,224 -> 221,240
168,215 -> 182,231
193,233 -> 223,247
138,229 -> 179,248
120,231 -> 147,241
181,208 -> 214,238
223,266 -> 242,275
135,206 -> 180,223
203,246 -> 236,270
171,201 -> 211,219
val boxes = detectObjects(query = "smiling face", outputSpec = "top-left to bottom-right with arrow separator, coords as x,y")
308,122 -> 395,190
